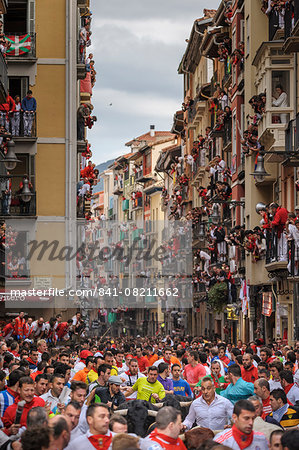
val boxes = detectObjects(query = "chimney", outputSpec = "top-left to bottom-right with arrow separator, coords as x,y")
150,125 -> 155,137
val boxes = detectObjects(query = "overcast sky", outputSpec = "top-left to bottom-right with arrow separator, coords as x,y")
89,0 -> 220,165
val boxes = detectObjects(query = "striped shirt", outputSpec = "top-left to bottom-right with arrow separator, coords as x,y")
0,388 -> 17,417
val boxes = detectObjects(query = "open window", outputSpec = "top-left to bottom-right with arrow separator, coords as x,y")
4,0 -> 35,34
8,76 -> 29,100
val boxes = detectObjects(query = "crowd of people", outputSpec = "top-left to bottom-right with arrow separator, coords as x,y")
0,312 -> 297,449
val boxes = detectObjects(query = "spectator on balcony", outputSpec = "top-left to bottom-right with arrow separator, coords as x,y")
220,91 -> 229,110
11,96 -> 21,136
0,92 -> 15,132
287,218 -> 299,275
272,84 -> 288,123
77,105 -> 88,141
21,90 -> 37,136
199,250 -> 211,274
79,24 -> 90,63
270,202 -> 288,261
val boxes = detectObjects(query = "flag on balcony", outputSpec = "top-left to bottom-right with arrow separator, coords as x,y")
262,292 -> 273,317
5,34 -> 31,56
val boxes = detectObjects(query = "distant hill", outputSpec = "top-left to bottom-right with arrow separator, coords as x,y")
93,159 -> 114,193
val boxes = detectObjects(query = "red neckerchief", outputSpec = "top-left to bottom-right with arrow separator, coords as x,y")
284,383 -> 294,395
88,434 -> 112,449
211,374 -> 220,388
232,424 -> 253,450
116,362 -> 123,368
27,357 -> 37,366
149,429 -> 186,449
6,387 -> 17,398
163,357 -> 171,365
11,351 -> 19,357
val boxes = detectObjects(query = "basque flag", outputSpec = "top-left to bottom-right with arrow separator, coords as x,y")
5,34 -> 32,56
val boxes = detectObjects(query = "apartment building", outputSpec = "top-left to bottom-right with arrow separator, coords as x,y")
0,0 -> 91,320
166,0 -> 299,344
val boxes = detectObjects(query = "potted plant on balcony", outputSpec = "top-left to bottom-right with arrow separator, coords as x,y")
207,281 -> 228,312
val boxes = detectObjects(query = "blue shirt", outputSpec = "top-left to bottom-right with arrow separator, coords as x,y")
172,379 -> 193,397
220,377 -> 254,404
0,388 -> 16,417
157,375 -> 173,392
21,96 -> 37,111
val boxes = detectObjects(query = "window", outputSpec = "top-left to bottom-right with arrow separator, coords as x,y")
246,16 -> 250,57
232,26 -> 236,52
271,71 -> 290,124
9,77 -> 28,100
4,0 -> 35,34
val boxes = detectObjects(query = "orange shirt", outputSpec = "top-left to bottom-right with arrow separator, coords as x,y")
147,354 -> 158,366
72,367 -> 89,382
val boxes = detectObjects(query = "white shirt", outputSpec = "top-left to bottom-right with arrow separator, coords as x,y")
40,389 -> 60,410
121,372 -> 145,399
295,369 -> 299,388
31,321 -> 45,337
286,383 -> 299,405
269,379 -> 282,391
272,92 -> 288,108
183,393 -> 234,430
66,430 -> 115,450
214,429 -> 268,450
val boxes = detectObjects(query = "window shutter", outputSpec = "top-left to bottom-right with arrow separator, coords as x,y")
27,0 -> 35,34
21,77 -> 28,99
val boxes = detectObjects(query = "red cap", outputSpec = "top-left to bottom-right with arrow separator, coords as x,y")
80,350 -> 93,360
126,354 -> 133,359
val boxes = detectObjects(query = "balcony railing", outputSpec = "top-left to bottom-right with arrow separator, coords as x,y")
10,111 -> 37,139
132,197 -> 142,209
0,51 -> 8,103
285,113 -> 299,154
5,33 -> 36,60
0,192 -> 36,217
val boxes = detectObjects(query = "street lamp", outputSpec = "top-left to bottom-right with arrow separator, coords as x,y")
210,203 -> 220,224
250,154 -> 270,183
3,139 -> 20,171
19,178 -> 33,203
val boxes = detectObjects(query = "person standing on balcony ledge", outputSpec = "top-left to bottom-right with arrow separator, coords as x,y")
270,203 -> 288,262
21,90 -> 37,137
272,84 -> 288,124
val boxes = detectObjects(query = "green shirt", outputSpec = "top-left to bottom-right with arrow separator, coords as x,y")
132,377 -> 166,403
195,374 -> 225,394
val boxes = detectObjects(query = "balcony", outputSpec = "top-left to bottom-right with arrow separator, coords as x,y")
77,40 -> 87,80
77,140 -> 87,153
288,239 -> 299,279
284,114 -> 299,166
135,168 -> 151,183
113,180 -> 123,195
77,0 -> 90,9
5,33 -> 36,62
0,51 -> 8,103
265,230 -> 288,273
11,112 -> 37,142
258,109 -> 292,161
132,197 -> 142,210
0,191 -> 36,219
284,2 -> 299,53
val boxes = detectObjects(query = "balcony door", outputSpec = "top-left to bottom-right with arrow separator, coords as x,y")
9,76 -> 28,100
4,0 -> 35,34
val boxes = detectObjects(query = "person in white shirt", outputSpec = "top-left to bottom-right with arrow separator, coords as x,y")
31,317 -> 45,339
280,370 -> 299,405
67,403 -> 114,450
183,376 -> 233,431
40,374 -> 65,410
120,358 -> 145,400
269,361 -> 283,391
63,401 -> 82,443
272,84 -> 288,123
199,250 -> 211,274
